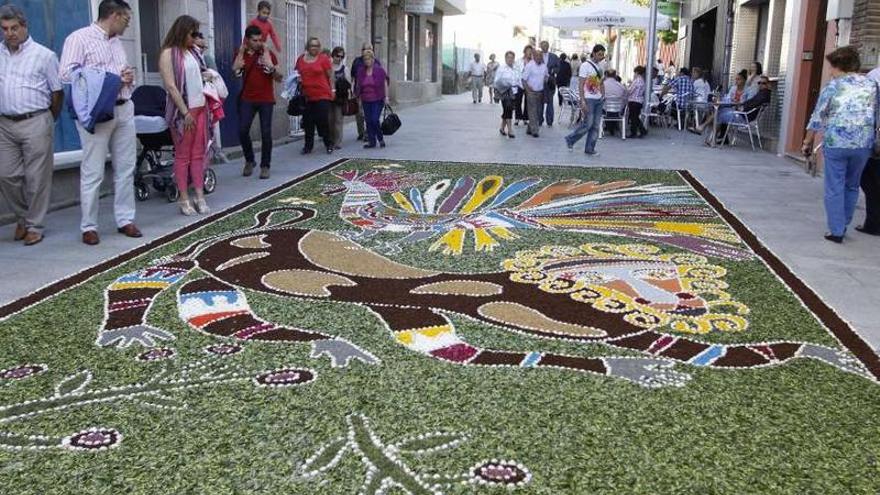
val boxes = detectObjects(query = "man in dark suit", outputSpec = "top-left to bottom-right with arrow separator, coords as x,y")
539,40 -> 559,127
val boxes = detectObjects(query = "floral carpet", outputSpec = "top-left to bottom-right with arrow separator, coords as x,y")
0,159 -> 878,494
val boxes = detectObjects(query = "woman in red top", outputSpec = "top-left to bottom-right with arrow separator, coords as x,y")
294,37 -> 335,154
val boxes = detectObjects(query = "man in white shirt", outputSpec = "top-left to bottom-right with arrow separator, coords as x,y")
467,53 -> 487,104
0,5 -> 64,246
521,49 -> 548,137
565,44 -> 605,156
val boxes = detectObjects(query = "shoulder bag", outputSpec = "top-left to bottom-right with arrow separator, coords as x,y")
380,104 -> 401,136
286,55 -> 307,117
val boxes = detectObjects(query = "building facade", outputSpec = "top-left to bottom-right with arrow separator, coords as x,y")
0,0 -> 465,223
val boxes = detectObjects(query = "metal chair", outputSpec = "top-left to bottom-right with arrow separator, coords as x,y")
722,104 -> 767,151
558,87 -> 580,127
644,92 -> 669,129
670,91 -> 693,130
599,95 -> 628,140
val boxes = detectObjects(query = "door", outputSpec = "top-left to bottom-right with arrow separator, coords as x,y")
138,0 -> 162,86
287,1 -> 307,135
212,0 -> 242,147
804,0 -> 828,132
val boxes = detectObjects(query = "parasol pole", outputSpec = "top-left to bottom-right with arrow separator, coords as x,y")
642,0 -> 659,123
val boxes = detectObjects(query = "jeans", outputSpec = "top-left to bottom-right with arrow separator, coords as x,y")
565,98 -> 604,153
541,84 -> 555,126
77,101 -> 136,232
363,100 -> 385,146
239,101 -> 273,168
822,146 -> 872,236
171,106 -> 208,193
861,157 -> 880,232
302,100 -> 333,151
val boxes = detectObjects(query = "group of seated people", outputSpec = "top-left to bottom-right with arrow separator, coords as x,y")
688,69 -> 772,145
566,62 -> 772,145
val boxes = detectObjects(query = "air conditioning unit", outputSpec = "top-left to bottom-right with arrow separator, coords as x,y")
826,0 -> 854,21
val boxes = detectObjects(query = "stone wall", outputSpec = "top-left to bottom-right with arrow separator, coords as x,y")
851,0 -> 880,69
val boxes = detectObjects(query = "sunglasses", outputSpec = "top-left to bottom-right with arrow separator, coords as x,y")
192,31 -> 203,39
333,54 -> 344,58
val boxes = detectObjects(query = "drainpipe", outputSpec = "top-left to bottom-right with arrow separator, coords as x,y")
643,0 -> 659,122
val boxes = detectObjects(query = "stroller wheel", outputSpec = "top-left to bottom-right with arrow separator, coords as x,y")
203,168 -> 217,194
166,184 -> 180,203
135,182 -> 150,202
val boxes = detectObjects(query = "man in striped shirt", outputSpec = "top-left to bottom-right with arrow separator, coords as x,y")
59,0 -> 141,246
0,4 -> 63,246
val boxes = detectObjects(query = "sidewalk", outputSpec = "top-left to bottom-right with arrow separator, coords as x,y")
2,93 -> 878,350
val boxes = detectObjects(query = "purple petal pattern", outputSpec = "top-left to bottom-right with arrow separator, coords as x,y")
253,368 -> 316,388
0,364 -> 47,381
62,428 -> 122,451
137,348 -> 176,362
204,344 -> 244,357
471,459 -> 531,487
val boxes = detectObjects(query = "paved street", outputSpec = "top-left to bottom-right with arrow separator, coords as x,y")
2,93 -> 878,349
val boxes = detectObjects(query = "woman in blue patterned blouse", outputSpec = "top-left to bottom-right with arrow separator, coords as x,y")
802,46 -> 879,243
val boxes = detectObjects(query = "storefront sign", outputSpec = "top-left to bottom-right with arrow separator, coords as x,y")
405,0 -> 435,14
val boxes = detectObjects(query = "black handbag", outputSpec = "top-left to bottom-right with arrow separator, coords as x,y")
286,86 -> 306,116
380,104 -> 401,135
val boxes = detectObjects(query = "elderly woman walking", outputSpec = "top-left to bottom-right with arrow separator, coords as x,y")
295,37 -> 335,155
355,50 -> 389,149
493,51 -> 518,138
802,46 -> 879,243
158,15 -> 211,215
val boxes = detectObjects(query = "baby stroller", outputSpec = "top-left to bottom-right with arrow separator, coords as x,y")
132,86 -> 216,202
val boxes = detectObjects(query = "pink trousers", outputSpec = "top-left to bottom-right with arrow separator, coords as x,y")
171,106 -> 208,194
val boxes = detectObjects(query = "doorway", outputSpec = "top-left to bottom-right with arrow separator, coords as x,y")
212,0 -> 242,147
803,0 -> 828,132
689,8 -> 717,86
138,0 -> 162,86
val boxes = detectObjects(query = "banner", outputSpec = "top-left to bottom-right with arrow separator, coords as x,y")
405,0 -> 435,14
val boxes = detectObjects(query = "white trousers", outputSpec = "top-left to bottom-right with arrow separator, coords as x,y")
76,101 -> 137,232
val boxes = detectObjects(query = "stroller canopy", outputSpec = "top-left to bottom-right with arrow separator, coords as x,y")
132,86 -> 168,117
